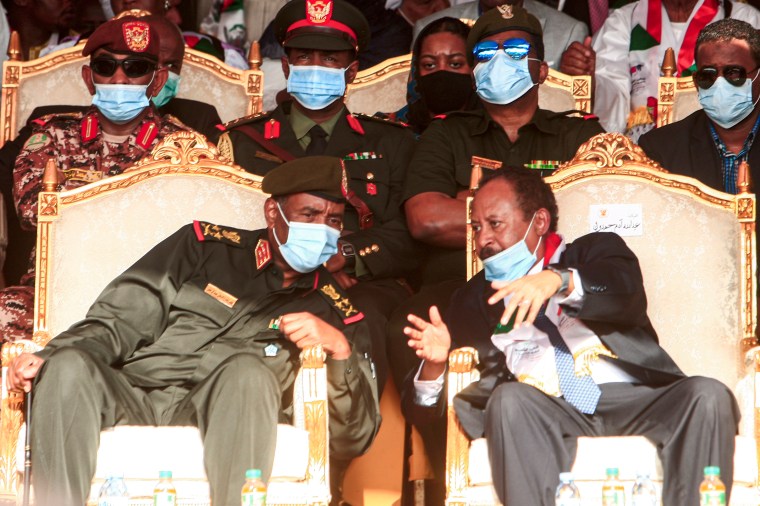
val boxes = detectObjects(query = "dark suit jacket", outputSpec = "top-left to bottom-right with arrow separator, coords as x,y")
638,109 -> 760,192
402,232 -> 685,439
0,99 -> 222,285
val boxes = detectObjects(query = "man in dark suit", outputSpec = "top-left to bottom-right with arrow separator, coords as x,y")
639,18 -> 760,195
402,166 -> 739,505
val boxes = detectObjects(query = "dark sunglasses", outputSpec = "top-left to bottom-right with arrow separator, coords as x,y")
693,65 -> 759,89
472,38 -> 531,63
90,57 -> 157,78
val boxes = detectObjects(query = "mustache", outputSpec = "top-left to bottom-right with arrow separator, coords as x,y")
480,245 -> 500,260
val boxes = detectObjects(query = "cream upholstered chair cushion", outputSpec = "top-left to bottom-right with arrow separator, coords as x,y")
345,53 -> 412,116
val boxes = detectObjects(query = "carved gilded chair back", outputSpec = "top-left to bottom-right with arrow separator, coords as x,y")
344,53 -> 591,117
449,133 -> 759,504
0,42 -> 263,145
0,131 -> 329,505
656,47 -> 699,127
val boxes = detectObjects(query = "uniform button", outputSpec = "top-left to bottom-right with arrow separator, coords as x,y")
359,250 -> 366,257
366,172 -> 374,180
371,244 -> 379,252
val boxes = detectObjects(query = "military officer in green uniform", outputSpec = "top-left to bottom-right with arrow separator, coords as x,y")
389,5 -> 604,502
217,0 -> 420,401
6,157 -> 381,506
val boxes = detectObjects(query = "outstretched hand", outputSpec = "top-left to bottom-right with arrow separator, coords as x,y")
488,270 -> 563,327
404,306 -> 451,365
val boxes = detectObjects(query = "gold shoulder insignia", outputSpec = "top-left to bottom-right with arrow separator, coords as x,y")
319,282 -> 364,324
354,113 -> 408,128
193,220 -> 244,246
223,111 -> 271,130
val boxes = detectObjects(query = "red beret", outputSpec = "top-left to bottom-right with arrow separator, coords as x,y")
83,16 -> 160,61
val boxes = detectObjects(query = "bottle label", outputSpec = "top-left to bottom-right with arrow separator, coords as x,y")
700,491 -> 726,505
242,491 -> 267,506
602,490 -> 626,505
153,492 -> 176,506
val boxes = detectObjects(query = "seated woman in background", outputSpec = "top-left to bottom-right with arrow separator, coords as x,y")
388,16 -> 478,135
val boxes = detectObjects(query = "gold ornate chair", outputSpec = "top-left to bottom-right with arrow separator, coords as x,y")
447,133 -> 760,505
0,131 -> 329,505
0,34 -> 263,144
344,52 -> 592,117
656,47 -> 699,128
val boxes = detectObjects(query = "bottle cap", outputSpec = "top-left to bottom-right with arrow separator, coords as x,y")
605,467 -> 619,477
159,470 -> 172,479
246,469 -> 263,479
704,466 -> 721,476
559,472 -> 573,482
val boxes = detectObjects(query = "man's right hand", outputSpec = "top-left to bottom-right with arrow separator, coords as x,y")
559,36 -> 596,77
404,306 -> 451,380
7,353 -> 44,393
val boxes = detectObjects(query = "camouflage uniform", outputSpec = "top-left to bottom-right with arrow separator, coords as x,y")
0,105 -> 187,343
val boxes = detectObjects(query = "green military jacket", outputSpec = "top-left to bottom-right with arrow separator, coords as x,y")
403,107 -> 605,282
218,102 -> 420,280
36,222 -> 381,460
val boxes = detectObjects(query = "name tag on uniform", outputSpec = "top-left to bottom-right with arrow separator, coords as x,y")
204,283 -> 238,308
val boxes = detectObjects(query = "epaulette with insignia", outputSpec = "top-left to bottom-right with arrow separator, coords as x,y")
192,220 -> 245,247
352,113 -> 408,128
318,277 -> 365,325
223,111 -> 272,131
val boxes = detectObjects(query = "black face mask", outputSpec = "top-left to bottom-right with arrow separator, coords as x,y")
416,70 -> 474,115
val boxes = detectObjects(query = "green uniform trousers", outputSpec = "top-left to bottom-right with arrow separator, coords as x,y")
31,347 -> 281,506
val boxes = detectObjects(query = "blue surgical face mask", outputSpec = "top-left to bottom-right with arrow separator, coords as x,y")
93,83 -> 151,124
473,51 -> 536,105
287,64 -> 347,110
273,202 -> 340,273
482,213 -> 541,282
152,71 -> 181,108
698,74 -> 760,129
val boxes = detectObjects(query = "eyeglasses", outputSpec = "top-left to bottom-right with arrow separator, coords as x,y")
90,57 -> 157,78
472,38 -> 531,63
693,65 -> 759,89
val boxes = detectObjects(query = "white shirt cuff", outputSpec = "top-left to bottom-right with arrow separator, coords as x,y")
413,361 -> 445,406
556,268 -> 584,308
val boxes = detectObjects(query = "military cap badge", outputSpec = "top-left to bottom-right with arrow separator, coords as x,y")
123,21 -> 150,52
306,0 -> 333,24
498,5 -> 514,18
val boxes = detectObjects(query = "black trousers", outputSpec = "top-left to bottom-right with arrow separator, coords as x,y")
484,378 -> 740,505
31,347 -> 281,506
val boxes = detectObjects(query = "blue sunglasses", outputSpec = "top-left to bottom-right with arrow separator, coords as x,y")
472,38 -> 531,63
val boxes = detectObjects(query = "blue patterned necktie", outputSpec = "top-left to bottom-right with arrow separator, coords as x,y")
533,310 -> 601,415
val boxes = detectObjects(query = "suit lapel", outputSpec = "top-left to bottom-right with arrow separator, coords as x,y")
325,108 -> 363,158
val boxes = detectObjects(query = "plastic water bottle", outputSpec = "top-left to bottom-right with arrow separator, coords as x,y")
241,468 -> 267,505
555,472 -> 581,506
602,467 -> 626,505
699,466 -> 726,506
97,473 -> 129,506
153,470 -> 177,506
631,472 -> 658,505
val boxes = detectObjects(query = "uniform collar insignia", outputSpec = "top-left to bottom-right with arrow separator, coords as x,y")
497,5 -> 514,18
80,114 -> 98,143
306,0 -> 333,24
346,114 -> 365,135
255,238 -> 272,270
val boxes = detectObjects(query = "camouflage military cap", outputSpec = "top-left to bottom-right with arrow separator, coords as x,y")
263,156 -> 347,202
83,16 -> 160,61
466,4 -> 543,64
274,0 -> 370,53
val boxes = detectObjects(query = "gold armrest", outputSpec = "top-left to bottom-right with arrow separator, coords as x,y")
446,347 -> 480,503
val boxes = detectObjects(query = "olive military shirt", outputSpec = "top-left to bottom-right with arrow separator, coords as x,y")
218,101 -> 420,280
36,223 -> 381,461
403,107 -> 604,282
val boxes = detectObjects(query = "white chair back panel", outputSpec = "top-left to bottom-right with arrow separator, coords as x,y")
177,64 -> 249,124
554,179 -> 742,392
538,86 -> 576,114
17,64 -> 91,126
672,89 -> 700,123
346,72 -> 409,116
46,175 -> 268,337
